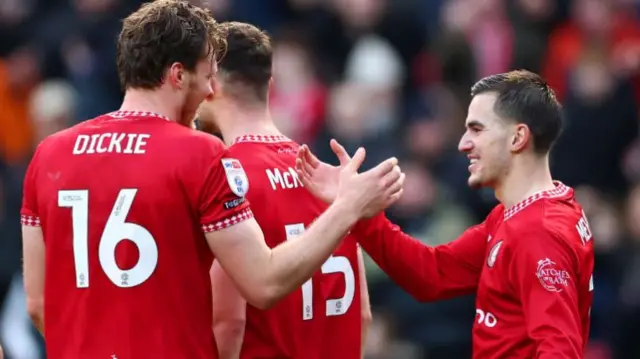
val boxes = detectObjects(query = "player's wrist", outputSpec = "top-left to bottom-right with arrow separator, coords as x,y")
330,198 -> 362,224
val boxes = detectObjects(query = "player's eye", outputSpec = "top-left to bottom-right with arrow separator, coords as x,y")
469,126 -> 482,134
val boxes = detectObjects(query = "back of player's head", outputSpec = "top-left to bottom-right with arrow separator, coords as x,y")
471,70 -> 563,155
116,0 -> 224,91
216,21 -> 273,103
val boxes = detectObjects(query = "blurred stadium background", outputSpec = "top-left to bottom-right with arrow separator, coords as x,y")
1,0 -> 639,358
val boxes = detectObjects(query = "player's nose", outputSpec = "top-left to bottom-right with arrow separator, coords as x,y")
458,133 -> 473,153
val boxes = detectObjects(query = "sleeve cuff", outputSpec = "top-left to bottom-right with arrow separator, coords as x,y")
21,214 -> 41,227
351,211 -> 387,238
201,208 -> 253,233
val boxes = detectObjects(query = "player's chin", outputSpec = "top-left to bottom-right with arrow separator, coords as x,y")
467,173 -> 484,189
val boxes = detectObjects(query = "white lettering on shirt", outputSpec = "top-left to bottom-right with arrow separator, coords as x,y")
266,167 -> 303,190
73,133 -> 150,155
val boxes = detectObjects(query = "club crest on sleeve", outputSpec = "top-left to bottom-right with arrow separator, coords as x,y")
487,240 -> 503,268
536,258 -> 570,292
221,158 -> 249,197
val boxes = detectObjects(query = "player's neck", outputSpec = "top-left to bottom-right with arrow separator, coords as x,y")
494,154 -> 555,209
120,88 -> 181,122
217,102 -> 281,146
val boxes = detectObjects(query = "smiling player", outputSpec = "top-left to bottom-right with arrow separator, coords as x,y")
297,70 -> 595,359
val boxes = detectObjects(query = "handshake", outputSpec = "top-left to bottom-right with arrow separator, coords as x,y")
295,139 -> 405,219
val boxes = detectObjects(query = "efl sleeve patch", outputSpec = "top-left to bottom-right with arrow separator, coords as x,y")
221,158 -> 249,197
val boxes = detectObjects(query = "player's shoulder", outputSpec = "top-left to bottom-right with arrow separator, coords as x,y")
227,134 -> 298,163
482,203 -> 505,229
538,183 -> 582,229
506,182 -> 574,222
540,195 -> 588,244
487,203 -> 505,221
46,117 -> 98,140
138,121 -> 227,164
226,141 -> 251,160
32,118 -> 100,160
175,132 -> 231,177
511,183 -> 587,246
181,128 -> 227,153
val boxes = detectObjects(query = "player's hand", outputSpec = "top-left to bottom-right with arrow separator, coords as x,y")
333,145 -> 405,218
295,139 -> 344,204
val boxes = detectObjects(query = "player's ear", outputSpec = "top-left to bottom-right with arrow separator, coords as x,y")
510,123 -> 530,153
168,62 -> 186,89
209,75 -> 223,99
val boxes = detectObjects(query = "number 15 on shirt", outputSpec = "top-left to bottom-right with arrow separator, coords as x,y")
284,223 -> 355,320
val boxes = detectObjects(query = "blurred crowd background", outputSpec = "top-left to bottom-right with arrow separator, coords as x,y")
1,0 -> 640,358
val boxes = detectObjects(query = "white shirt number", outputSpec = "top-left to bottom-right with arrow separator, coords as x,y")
285,223 -> 355,320
58,189 -> 158,288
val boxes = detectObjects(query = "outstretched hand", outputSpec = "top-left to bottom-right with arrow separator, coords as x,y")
296,139 -> 405,218
295,139 -> 349,204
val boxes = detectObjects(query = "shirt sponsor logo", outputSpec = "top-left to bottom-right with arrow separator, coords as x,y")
536,258 -> 570,292
475,308 -> 498,328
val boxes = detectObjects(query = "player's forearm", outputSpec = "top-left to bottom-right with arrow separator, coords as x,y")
358,248 -> 372,359
264,200 -> 359,306
26,297 -> 44,336
353,214 -> 443,301
353,214 -> 474,302
361,313 -> 372,359
211,262 -> 246,359
213,322 -> 245,359
30,314 -> 44,336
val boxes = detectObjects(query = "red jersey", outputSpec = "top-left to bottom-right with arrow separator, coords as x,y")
20,111 -> 252,359
227,134 -> 362,359
354,182 -> 594,358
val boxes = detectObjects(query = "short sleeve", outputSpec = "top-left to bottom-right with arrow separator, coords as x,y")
199,148 -> 253,233
21,148 -> 41,227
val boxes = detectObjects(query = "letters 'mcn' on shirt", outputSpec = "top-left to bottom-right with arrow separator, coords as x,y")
266,167 -> 303,190
73,133 -> 151,155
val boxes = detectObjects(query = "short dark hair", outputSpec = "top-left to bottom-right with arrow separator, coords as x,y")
217,22 -> 273,102
116,0 -> 225,90
471,70 -> 563,154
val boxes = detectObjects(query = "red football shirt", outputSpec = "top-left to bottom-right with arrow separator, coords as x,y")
355,182 -> 594,358
227,134 -> 362,359
21,111 -> 252,359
